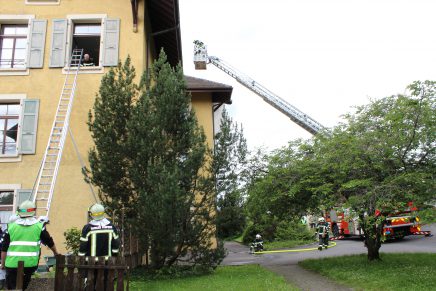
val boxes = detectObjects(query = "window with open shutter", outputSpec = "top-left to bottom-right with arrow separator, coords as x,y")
102,18 -> 120,67
49,19 -> 67,67
19,99 -> 39,154
27,19 -> 47,68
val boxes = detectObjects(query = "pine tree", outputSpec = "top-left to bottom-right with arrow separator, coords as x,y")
88,51 -> 224,269
213,109 -> 248,238
87,56 -> 138,215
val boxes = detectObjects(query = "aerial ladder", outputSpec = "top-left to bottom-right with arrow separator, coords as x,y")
193,40 -> 325,135
32,49 -> 84,218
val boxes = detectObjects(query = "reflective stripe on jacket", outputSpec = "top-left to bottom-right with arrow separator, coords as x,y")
5,222 -> 43,268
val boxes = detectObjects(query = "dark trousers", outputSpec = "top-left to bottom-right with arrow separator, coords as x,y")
6,266 -> 37,290
318,234 -> 329,246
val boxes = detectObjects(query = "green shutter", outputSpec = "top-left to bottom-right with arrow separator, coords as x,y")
27,19 -> 47,68
49,19 -> 68,68
102,19 -> 120,66
16,189 -> 33,207
19,99 -> 39,154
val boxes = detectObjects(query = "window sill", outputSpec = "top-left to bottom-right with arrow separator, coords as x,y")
62,66 -> 104,74
0,68 -> 30,76
0,155 -> 22,163
25,0 -> 60,5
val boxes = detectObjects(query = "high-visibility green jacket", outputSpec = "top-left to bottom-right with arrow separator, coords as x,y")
5,222 -> 43,268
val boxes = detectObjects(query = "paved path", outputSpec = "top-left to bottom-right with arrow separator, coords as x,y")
223,241 -> 354,290
222,223 -> 435,290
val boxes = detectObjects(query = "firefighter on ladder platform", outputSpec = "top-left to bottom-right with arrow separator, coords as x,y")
316,217 -> 330,251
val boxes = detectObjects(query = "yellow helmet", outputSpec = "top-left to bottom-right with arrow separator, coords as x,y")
18,200 -> 36,218
88,203 -> 105,220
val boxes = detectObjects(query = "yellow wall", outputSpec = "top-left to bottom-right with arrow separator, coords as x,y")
0,0 -> 216,254
0,0 -> 146,254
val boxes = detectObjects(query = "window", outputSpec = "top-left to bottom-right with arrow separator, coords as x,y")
0,96 -> 39,160
0,16 -> 47,73
0,103 -> 20,155
49,16 -> 120,69
72,23 -> 101,66
0,190 -> 14,229
0,25 -> 28,69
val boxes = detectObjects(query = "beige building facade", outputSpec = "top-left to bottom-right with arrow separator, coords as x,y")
0,0 -> 231,254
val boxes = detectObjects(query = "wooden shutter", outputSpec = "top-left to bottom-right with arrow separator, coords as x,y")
49,19 -> 68,67
102,18 -> 120,66
19,99 -> 39,154
16,189 -> 33,207
27,19 -> 47,68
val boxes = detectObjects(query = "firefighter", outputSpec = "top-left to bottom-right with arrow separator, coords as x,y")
79,203 -> 119,290
0,200 -> 58,290
78,203 -> 120,257
316,217 -> 330,251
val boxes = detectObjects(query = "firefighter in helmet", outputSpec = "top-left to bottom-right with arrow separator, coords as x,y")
1,200 -> 58,290
78,203 -> 119,257
316,217 -> 330,250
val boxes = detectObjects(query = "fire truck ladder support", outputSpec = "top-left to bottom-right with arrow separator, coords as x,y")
193,41 -> 326,135
32,49 -> 84,218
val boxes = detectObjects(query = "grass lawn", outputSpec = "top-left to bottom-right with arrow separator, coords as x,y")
130,264 -> 297,291
299,253 -> 436,291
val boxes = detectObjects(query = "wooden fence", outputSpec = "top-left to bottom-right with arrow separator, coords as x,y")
53,253 -> 142,291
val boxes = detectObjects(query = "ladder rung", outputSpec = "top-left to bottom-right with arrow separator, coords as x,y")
43,167 -> 55,170
36,198 -> 49,201
36,207 -> 48,210
38,190 -> 50,193
39,183 -> 52,185
41,175 -> 53,177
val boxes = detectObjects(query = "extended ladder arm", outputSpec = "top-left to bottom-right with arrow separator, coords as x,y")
193,41 -> 325,135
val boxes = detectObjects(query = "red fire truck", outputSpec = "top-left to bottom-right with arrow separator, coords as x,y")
326,203 -> 431,240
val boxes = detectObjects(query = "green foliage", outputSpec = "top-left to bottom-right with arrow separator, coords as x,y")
63,227 -> 81,255
419,207 -> 436,224
300,253 -> 436,291
130,264 -> 297,291
244,80 -> 436,260
87,51 -> 224,270
214,109 -> 248,239
275,220 -> 314,242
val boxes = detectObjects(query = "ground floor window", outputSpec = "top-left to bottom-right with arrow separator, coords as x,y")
0,190 -> 14,229
0,103 -> 20,155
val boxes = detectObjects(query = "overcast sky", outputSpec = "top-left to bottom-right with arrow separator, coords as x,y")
179,0 -> 436,151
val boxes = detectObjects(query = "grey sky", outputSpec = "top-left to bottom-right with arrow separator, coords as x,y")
180,0 -> 436,150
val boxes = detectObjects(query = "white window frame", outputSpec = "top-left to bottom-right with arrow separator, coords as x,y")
0,184 -> 20,228
0,94 -> 26,162
62,14 -> 107,74
0,15 -> 35,76
25,0 -> 60,5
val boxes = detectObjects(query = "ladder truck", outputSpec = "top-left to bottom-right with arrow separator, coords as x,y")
193,40 -> 326,135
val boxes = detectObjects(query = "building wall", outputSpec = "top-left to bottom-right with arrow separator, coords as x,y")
0,0 -> 217,254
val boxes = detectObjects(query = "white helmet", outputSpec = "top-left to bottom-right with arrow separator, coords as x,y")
18,200 -> 36,218
255,234 -> 261,239
88,203 -> 105,220
318,217 -> 325,222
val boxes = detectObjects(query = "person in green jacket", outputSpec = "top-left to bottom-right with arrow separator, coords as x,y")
0,200 -> 58,290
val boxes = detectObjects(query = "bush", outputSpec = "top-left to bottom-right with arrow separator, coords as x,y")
419,207 -> 436,224
275,220 -> 314,241
63,227 -> 81,255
